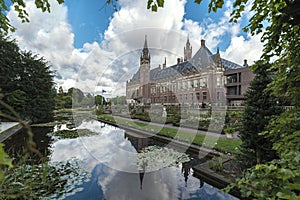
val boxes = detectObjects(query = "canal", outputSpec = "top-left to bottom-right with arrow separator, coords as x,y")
4,119 -> 238,199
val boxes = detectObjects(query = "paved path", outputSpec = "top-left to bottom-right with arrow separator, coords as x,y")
0,122 -> 22,142
113,115 -> 240,140
0,122 -> 18,133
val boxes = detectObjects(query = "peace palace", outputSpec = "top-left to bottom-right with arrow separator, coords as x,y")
126,36 -> 254,106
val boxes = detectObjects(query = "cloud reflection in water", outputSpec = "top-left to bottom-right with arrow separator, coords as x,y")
49,120 -> 237,200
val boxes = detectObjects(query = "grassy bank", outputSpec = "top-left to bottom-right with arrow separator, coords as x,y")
97,114 -> 241,154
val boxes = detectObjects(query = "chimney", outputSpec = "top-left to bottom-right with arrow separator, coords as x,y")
177,58 -> 181,64
243,59 -> 248,67
201,39 -> 205,47
163,57 -> 166,69
159,64 -> 161,69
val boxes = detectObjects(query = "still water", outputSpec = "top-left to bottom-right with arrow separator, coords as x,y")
5,120 -> 238,200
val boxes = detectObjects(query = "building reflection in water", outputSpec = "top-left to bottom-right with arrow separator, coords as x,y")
124,132 -> 150,190
124,131 -> 207,191
182,161 -> 204,189
48,120 -> 238,199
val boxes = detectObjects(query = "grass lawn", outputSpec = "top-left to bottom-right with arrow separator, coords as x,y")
98,114 -> 241,154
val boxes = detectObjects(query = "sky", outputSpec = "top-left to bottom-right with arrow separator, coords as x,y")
5,0 -> 264,96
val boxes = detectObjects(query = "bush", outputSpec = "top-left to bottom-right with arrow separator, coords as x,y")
208,156 -> 223,172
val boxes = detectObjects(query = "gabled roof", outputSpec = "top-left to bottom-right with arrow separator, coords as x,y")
131,70 -> 140,81
150,61 -> 198,81
130,40 -> 244,83
221,58 -> 243,70
190,46 -> 214,69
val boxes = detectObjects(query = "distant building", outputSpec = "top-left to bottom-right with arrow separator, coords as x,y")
126,36 -> 254,106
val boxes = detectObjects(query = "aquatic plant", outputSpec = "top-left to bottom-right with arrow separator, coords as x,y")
0,159 -> 90,199
135,145 -> 191,171
48,129 -> 98,139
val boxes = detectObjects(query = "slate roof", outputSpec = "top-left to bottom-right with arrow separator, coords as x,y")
131,61 -> 198,81
131,70 -> 140,81
150,61 -> 197,81
221,58 -> 242,70
190,46 -> 214,69
130,45 -> 243,82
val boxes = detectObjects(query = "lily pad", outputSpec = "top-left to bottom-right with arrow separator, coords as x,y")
135,145 -> 191,171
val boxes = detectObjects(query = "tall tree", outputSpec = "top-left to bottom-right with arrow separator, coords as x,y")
95,95 -> 106,106
238,61 -> 282,168
58,86 -> 64,96
0,35 -> 55,123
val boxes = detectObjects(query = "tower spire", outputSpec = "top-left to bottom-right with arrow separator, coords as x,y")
144,35 -> 148,49
184,35 -> 192,61
140,35 -> 150,64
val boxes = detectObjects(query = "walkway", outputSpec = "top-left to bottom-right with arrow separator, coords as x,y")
0,122 -> 22,142
0,122 -> 18,133
113,115 -> 240,140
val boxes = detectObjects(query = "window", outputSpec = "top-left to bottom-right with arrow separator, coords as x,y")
238,72 -> 242,82
217,77 -> 221,87
194,79 -> 199,88
238,85 -> 241,95
172,84 -> 176,92
184,94 -> 188,100
202,77 -> 207,87
227,86 -> 237,95
190,93 -> 194,101
227,74 -> 237,83
189,80 -> 194,88
203,92 -> 207,101
196,93 -> 200,101
197,79 -> 201,87
184,81 -> 187,89
217,92 -> 220,101
179,82 -> 183,90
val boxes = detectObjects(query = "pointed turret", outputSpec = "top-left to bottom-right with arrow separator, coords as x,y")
139,35 -> 151,104
214,47 -> 223,70
184,35 -> 192,61
141,35 -> 150,64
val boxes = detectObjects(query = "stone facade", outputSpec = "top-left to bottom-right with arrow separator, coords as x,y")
126,36 -> 254,106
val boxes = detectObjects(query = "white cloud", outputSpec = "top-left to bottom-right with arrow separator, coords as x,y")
221,33 -> 264,65
6,0 -> 263,96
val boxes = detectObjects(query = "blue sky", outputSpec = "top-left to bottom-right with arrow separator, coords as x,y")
6,0 -> 263,95
65,0 -> 246,51
64,0 -> 115,48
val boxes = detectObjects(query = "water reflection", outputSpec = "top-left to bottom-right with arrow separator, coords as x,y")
49,120 -> 237,200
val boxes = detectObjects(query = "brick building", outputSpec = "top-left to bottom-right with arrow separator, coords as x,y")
126,36 -> 254,106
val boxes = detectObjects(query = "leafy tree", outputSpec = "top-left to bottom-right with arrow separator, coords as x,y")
228,108 -> 300,199
0,0 -> 64,34
58,86 -> 64,96
1,0 -> 299,198
238,61 -> 282,168
0,35 -> 55,123
95,95 -> 106,106
54,91 -> 72,110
